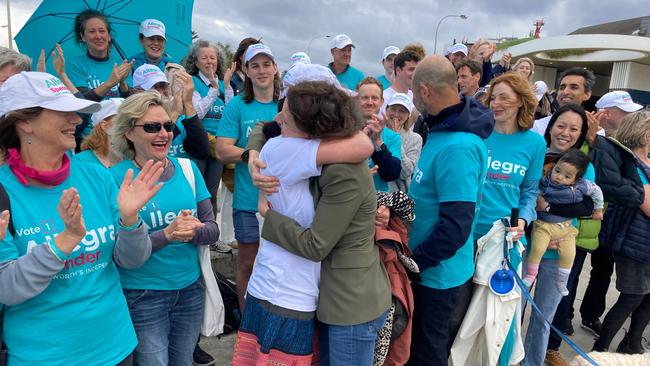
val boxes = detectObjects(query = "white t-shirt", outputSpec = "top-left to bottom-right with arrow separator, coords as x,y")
381,87 -> 413,115
246,136 -> 322,311
531,115 -> 551,136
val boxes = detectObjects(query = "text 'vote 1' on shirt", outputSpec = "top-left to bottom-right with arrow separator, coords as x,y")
0,163 -> 137,365
216,94 -> 278,211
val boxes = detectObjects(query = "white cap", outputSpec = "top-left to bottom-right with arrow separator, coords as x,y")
382,46 -> 400,60
91,98 -> 124,125
0,72 -> 100,117
596,90 -> 643,113
139,19 -> 166,39
281,63 -> 354,98
289,52 -> 311,68
133,64 -> 168,91
330,34 -> 355,49
534,81 -> 548,102
244,44 -> 274,64
447,43 -> 468,56
387,93 -> 413,113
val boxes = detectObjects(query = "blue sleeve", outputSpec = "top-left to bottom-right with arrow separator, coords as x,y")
371,147 -> 402,182
480,61 -> 493,87
638,167 -> 649,185
519,179 -> 539,225
216,97 -> 241,139
410,201 -> 476,271
67,57 -> 87,88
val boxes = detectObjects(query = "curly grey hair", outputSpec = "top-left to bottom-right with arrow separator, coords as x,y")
181,39 -> 225,79
111,90 -> 168,160
0,47 -> 31,72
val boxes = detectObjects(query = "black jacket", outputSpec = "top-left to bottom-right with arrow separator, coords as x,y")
600,163 -> 650,264
590,135 -> 644,207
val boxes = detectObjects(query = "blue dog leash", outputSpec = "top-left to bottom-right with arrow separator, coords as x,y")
502,209 -> 599,366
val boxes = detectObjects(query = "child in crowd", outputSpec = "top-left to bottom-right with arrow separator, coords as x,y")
525,149 -> 604,294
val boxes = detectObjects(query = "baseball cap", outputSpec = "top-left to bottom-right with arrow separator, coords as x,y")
534,81 -> 548,102
133,64 -> 168,91
289,52 -> 311,68
330,34 -> 355,49
596,90 -> 643,113
139,19 -> 166,39
447,43 -> 468,56
281,63 -> 353,98
0,72 -> 100,117
244,44 -> 274,64
387,93 -> 413,113
382,46 -> 400,60
91,98 -> 124,126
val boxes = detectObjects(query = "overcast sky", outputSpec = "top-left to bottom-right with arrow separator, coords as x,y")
1,0 -> 647,75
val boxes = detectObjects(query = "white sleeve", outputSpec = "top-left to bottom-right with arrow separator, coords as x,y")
192,88 -> 220,119
268,138 -> 322,186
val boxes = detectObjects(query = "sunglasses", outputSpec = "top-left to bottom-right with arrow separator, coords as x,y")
133,121 -> 175,133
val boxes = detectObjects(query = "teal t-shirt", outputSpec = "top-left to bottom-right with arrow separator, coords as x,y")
331,64 -> 365,91
110,157 -> 211,290
474,130 -> 546,237
73,149 -> 103,166
193,75 -> 226,136
68,53 -> 132,98
129,51 -> 174,73
216,95 -> 278,211
638,167 -> 649,185
537,162 -> 595,260
408,131 -> 487,289
0,163 -> 136,365
369,127 -> 402,192
168,115 -> 190,159
377,74 -> 391,90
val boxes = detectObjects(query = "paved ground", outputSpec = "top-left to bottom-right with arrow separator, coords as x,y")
200,249 -> 648,365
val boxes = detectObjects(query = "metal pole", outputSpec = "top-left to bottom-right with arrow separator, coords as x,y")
434,15 -> 453,55
6,0 -> 12,49
307,35 -> 330,57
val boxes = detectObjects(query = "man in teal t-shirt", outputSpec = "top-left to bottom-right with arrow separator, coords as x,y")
357,78 -> 402,192
328,34 -> 365,91
406,56 -> 494,366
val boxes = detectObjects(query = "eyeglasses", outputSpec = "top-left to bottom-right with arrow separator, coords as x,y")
133,122 -> 174,133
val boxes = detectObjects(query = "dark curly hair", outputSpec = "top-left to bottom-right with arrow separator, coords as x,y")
74,10 -> 113,49
287,81 -> 363,139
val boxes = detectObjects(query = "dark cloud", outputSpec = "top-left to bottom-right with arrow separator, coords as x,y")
4,0 -> 648,76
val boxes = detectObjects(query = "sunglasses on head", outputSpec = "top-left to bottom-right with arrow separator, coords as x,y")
133,121 -> 175,133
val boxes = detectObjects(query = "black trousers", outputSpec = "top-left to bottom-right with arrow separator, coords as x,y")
406,283 -> 460,366
547,248 -> 588,350
580,245 -> 614,322
594,293 -> 650,350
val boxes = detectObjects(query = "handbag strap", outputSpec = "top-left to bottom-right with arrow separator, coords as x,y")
177,158 -> 196,200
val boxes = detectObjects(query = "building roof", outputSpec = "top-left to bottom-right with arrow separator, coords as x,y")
570,16 -> 650,37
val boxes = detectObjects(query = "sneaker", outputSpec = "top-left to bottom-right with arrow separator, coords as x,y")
193,344 -> 216,366
564,320 -> 574,336
211,241 -> 232,253
581,319 -> 602,336
545,349 -> 568,366
228,240 -> 239,250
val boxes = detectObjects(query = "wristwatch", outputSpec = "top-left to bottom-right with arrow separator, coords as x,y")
240,149 -> 251,163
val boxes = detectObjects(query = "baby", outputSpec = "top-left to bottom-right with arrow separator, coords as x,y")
525,149 -> 604,295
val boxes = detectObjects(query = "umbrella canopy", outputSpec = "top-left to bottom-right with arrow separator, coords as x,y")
15,0 -> 194,68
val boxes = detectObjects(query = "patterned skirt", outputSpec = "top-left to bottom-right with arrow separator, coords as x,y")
231,294 -> 320,366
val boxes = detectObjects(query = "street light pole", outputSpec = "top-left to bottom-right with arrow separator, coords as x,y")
6,0 -> 12,49
434,14 -> 467,55
307,35 -> 331,57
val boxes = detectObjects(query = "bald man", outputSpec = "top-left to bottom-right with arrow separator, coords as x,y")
406,56 -> 494,366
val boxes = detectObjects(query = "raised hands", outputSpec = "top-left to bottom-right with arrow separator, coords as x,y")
118,160 -> 164,226
163,210 -> 205,242
499,51 -> 512,68
37,49 -> 46,72
54,188 -> 86,254
223,61 -> 237,89
108,59 -> 134,87
586,110 -> 605,146
0,210 -> 10,241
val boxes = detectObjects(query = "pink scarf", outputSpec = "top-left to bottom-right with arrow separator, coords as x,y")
6,148 -> 71,186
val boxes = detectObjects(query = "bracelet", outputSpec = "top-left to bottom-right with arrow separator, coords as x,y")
47,240 -> 72,262
119,217 -> 143,231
